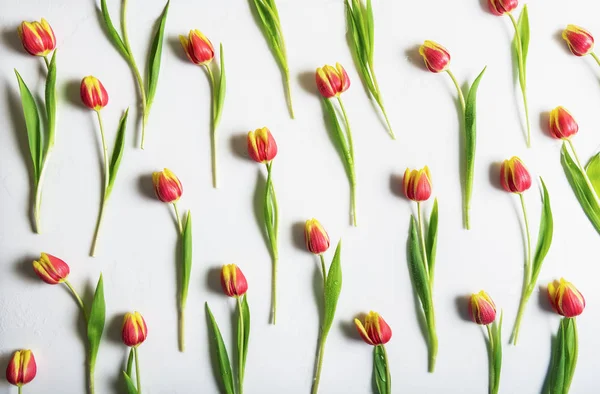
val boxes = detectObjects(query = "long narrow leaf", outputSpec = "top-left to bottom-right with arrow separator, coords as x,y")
238,295 -> 250,375
106,109 -> 129,197
181,212 -> 192,309
214,44 -> 226,128
87,274 -> 106,376
408,216 -> 431,312
350,0 -> 370,58
531,178 -> 553,281
322,98 -> 353,181
45,51 -> 57,149
517,5 -> 530,80
123,371 -> 139,394
252,0 -> 286,67
492,312 -> 503,393
14,70 -> 42,179
146,0 -> 170,108
564,318 -> 578,393
426,198 -> 438,278
264,167 -> 277,256
365,0 -> 375,63
205,303 -> 235,394
373,345 -> 390,394
322,241 -> 342,337
126,348 -> 134,376
548,318 -> 570,393
585,152 -> 600,198
100,0 -> 129,58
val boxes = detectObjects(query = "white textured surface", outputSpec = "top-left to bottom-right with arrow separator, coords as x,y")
1,0 -> 600,393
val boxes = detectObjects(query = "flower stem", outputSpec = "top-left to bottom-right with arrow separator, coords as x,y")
417,202 -> 430,276
134,347 -> 142,394
368,64 -> 395,139
89,362 -> 96,394
265,162 -> 279,324
591,52 -> 600,67
43,55 -> 50,69
64,280 -> 88,321
18,386 -> 22,394
178,308 -> 185,352
445,69 -> 466,113
519,193 -> 532,284
204,65 -> 219,188
237,297 -> 245,394
418,202 -> 437,372
319,254 -> 327,289
33,151 -> 50,234
284,67 -> 295,119
566,140 -> 600,204
511,193 -> 532,345
173,202 -> 183,234
508,12 -> 531,147
381,345 -> 392,393
90,111 -> 110,257
311,332 -> 327,394
337,96 -> 357,226
486,324 -> 496,394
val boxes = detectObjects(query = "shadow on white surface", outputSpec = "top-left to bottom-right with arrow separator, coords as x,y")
454,294 -> 472,323
228,133 -> 248,161
205,266 -> 224,295
488,161 -> 504,191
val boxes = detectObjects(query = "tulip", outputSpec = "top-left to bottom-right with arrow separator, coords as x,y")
179,29 -> 214,65
468,291 -> 497,325
488,0 -> 518,16
122,311 -> 148,347
354,311 -> 392,346
549,106 -> 579,140
305,218 -> 330,255
32,252 -> 69,285
548,278 -> 585,318
315,63 -> 351,99
500,157 -> 531,194
6,350 -> 36,387
403,166 -> 432,202
419,41 -> 451,73
562,25 -> 595,57
80,76 -> 108,111
221,264 -> 248,298
152,168 -> 183,203
247,127 -> 277,163
17,19 -> 56,57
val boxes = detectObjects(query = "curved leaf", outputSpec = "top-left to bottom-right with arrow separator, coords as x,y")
181,211 -> 192,309
322,241 -> 342,337
373,345 -> 390,394
205,303 -> 235,394
365,0 -> 375,63
45,51 -> 57,149
123,371 -> 139,394
408,216 -> 431,312
426,198 -> 438,281
214,43 -> 226,128
322,98 -> 353,182
126,348 -> 134,376
106,108 -> 129,198
491,312 -> 503,394
237,295 -> 250,378
14,69 -> 42,179
100,0 -> 128,58
531,178 -> 553,282
585,152 -> 600,198
87,274 -> 106,377
516,5 -> 530,80
548,318 -> 578,394
146,0 -> 170,108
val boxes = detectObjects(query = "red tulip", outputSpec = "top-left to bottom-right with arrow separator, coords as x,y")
152,168 -> 183,203
179,29 -> 215,65
80,76 -> 108,111
122,311 -> 148,347
549,106 -> 578,140
500,157 -> 531,194
247,127 -> 277,163
403,166 -> 432,202
488,0 -> 518,16
32,253 -> 70,285
419,41 -> 451,73
548,278 -> 585,318
562,25 -> 595,57
354,311 -> 392,346
17,19 -> 56,57
468,291 -> 497,325
315,63 -> 350,99
221,264 -> 248,298
305,218 -> 330,255
6,349 -> 36,387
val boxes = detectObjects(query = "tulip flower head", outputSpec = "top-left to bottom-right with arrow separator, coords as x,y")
500,157 -> 531,194
548,278 -> 585,318
419,41 -> 451,73
549,106 -> 579,140
221,264 -> 248,298
305,218 -> 330,255
562,25 -> 595,57
18,19 -> 56,57
80,76 -> 108,111
6,349 -> 36,387
152,168 -> 183,203
247,127 -> 277,164
179,29 -> 215,66
488,0 -> 518,16
122,311 -> 148,347
468,291 -> 497,325
32,252 -> 70,285
354,311 -> 392,346
316,63 -> 351,99
403,166 -> 432,202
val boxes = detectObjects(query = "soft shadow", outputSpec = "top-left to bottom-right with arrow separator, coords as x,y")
488,161 -> 503,191
454,295 -> 471,322
252,170 -> 269,251
389,173 -> 404,199
404,44 -> 425,70
478,0 -> 488,12
137,174 -> 156,200
205,266 -> 224,295
205,303 -> 228,393
553,30 -> 571,55
2,27 -> 23,54
405,236 -> 429,344
542,333 -> 558,393
539,111 -> 551,138
229,133 -> 248,160
291,221 -> 306,251
538,284 -> 554,313
106,313 -> 125,344
13,255 -> 39,284
340,313 -> 365,341
168,36 -> 188,62
0,351 -> 16,379
298,71 -> 316,95
64,79 -> 84,108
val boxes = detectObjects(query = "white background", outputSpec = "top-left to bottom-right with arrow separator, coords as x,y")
1,0 -> 599,393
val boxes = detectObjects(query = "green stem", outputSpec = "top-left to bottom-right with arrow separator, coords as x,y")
64,280 -> 88,321
418,202 -> 437,372
33,151 -> 50,234
445,69 -> 466,113
90,111 -> 110,257
18,386 -> 22,394
134,347 -> 142,394
566,140 -> 599,204
519,193 -> 532,284
510,287 -> 531,346
89,361 -> 96,394
591,52 -> 600,67
381,345 -> 392,393
173,202 -> 183,235
311,332 -> 327,394
486,325 -> 496,394
237,297 -> 245,394
43,55 -> 50,69
565,318 -> 578,393
368,64 -> 395,139
266,162 -> 279,324
508,12 -> 531,147
426,306 -> 438,373
284,67 -> 295,119
204,65 -> 218,188
337,96 -> 357,226
511,194 -> 532,345
319,254 -> 327,290
417,202 -> 430,276
178,308 -> 185,352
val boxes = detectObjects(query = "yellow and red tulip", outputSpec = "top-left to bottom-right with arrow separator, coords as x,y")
17,19 -> 56,57
500,157 -> 531,194
80,76 -> 108,111
549,106 -> 579,140
247,127 -> 278,164
122,311 -> 148,347
179,29 -> 215,66
468,291 -> 497,325
562,25 -> 595,57
152,168 -> 183,203
488,0 -> 518,16
304,218 -> 330,255
220,264 -> 248,298
6,349 -> 36,387
403,166 -> 432,202
354,311 -> 392,346
315,63 -> 351,99
548,278 -> 585,318
419,41 -> 451,73
32,252 -> 70,285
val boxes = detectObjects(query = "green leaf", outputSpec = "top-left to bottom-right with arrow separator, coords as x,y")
14,69 -> 43,180
123,371 -> 139,394
214,43 -> 226,129
181,211 -> 192,309
45,51 -> 57,149
251,0 -> 286,67
408,216 -> 431,313
322,98 -> 354,183
365,0 -> 375,63
205,303 -> 235,394
564,318 -> 578,394
548,318 -> 578,394
491,312 -> 503,394
350,0 -> 370,61
100,0 -> 129,59
146,0 -> 170,108
263,165 -> 278,260
322,241 -> 342,337
373,345 -> 390,394
561,143 -> 600,234
517,5 -> 530,79
106,108 -> 129,198
585,152 -> 600,198
426,198 -> 438,278
464,66 -> 487,226
87,274 -> 106,376
126,348 -> 134,377
237,295 -> 250,378
530,178 -> 553,282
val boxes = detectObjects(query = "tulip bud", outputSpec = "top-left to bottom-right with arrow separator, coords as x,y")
6,349 -> 36,387
547,278 -> 585,318
549,106 -> 579,140
179,29 -> 215,65
488,0 -> 518,16
80,76 -> 109,111
304,218 -> 330,255
354,311 -> 392,346
32,253 -> 70,285
247,127 -> 278,163
500,156 -> 531,194
468,291 -> 497,325
403,166 -> 432,202
152,168 -> 183,203
122,311 -> 148,347
562,25 -> 595,57
418,41 -> 451,73
220,264 -> 248,298
315,63 -> 351,99
17,19 -> 56,57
